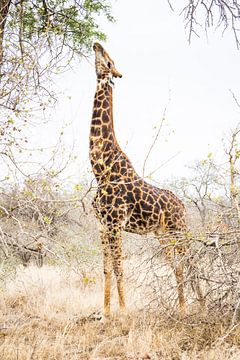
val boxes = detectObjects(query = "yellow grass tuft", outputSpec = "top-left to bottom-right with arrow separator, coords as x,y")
1,264 -> 240,359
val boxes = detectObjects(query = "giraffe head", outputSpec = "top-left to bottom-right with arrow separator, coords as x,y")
93,43 -> 122,83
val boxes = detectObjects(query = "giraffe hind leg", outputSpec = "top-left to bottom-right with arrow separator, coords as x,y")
156,231 -> 186,313
188,259 -> 205,309
174,261 -> 186,313
173,236 -> 206,312
173,235 -> 187,313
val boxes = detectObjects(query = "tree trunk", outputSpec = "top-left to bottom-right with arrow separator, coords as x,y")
229,152 -> 240,225
0,0 -> 11,68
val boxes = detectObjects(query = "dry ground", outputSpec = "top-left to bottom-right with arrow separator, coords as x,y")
1,262 -> 240,360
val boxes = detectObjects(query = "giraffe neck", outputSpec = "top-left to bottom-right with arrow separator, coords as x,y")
91,77 -> 116,142
90,76 -> 137,183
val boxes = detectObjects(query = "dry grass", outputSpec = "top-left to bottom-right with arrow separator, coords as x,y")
1,262 -> 240,360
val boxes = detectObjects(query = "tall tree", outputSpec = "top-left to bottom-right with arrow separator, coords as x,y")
224,126 -> 240,224
0,0 -> 113,111
0,0 -> 113,173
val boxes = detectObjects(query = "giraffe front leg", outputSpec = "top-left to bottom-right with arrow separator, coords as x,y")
110,231 -> 126,312
101,231 -> 112,317
104,270 -> 111,317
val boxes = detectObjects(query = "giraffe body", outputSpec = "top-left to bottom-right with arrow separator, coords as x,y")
90,43 -> 188,316
93,178 -> 187,235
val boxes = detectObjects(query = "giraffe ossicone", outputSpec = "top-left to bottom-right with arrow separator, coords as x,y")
90,42 -> 196,316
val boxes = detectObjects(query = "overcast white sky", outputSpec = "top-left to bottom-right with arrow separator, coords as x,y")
35,0 -> 240,183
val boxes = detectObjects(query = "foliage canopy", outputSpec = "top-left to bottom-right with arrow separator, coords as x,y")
0,0 -> 113,113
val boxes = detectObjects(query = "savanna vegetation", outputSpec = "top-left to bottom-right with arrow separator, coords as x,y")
1,1 -> 240,359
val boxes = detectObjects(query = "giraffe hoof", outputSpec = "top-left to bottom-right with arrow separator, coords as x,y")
88,311 -> 103,321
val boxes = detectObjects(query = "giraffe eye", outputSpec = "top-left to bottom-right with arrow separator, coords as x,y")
107,61 -> 112,69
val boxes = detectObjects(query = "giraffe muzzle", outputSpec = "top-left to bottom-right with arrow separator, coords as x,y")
112,68 -> 122,78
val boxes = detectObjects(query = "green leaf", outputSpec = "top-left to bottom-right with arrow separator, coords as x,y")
43,216 -> 52,225
74,184 -> 83,191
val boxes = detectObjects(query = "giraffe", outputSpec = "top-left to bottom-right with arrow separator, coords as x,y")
90,42 -> 190,317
